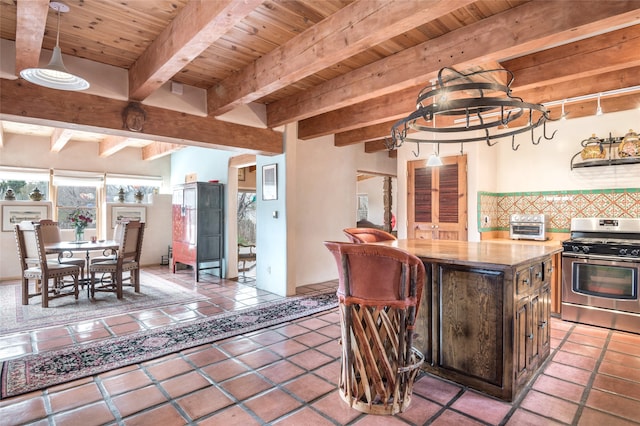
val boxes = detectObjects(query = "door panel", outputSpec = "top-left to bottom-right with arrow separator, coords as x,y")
408,155 -> 467,240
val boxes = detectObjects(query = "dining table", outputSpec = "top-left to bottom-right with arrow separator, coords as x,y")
46,240 -> 120,288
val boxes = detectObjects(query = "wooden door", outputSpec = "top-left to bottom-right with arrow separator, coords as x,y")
408,155 -> 467,240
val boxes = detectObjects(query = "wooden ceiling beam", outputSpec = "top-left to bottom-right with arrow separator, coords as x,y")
129,0 -> 262,101
335,120 -> 398,147
267,1 -> 640,128
0,79 -> 283,155
50,128 -> 74,152
299,85 -> 418,140
14,0 -> 49,74
364,139 -> 389,153
504,25 -> 640,92
99,136 -> 130,157
208,0 -> 478,116
512,66 -> 640,106
142,142 -> 184,161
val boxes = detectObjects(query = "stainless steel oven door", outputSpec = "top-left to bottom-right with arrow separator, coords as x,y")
562,252 -> 639,313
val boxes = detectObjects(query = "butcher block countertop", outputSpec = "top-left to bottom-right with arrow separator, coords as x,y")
376,239 -> 563,268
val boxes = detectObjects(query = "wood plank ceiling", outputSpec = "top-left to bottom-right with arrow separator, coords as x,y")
0,0 -> 639,160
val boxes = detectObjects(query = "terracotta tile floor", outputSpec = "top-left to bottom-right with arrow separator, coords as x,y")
1,266 -> 640,425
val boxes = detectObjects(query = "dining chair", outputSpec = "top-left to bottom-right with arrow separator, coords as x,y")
15,221 -> 80,307
38,219 -> 86,279
324,241 -> 425,415
89,221 -> 145,299
343,227 -> 397,243
90,220 -> 127,265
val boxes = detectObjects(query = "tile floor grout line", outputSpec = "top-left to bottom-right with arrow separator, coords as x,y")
498,320 -> 579,426
570,327 -> 613,426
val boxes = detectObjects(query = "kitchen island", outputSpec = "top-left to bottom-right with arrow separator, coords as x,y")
376,239 -> 563,401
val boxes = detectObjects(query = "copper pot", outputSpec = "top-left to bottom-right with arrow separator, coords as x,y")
580,134 -> 605,160
618,129 -> 639,158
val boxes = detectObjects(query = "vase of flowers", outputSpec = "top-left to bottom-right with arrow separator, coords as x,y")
68,208 -> 93,242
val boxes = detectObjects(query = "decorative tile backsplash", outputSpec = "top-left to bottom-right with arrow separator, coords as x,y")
478,188 -> 640,233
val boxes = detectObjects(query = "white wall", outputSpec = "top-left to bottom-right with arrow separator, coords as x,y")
293,135 -> 360,287
495,109 -> 640,192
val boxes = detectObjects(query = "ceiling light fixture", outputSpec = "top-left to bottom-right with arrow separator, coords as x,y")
596,93 -> 603,116
386,67 -> 556,153
427,145 -> 443,166
19,2 -> 90,91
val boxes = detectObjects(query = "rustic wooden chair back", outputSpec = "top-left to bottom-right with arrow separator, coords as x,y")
89,221 -> 145,299
343,227 -> 397,243
90,220 -> 127,265
14,221 -> 79,307
38,219 -> 86,278
324,241 -> 425,415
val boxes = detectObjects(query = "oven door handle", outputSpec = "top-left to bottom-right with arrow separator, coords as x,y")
562,252 -> 637,262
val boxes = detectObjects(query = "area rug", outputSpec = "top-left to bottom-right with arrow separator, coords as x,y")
0,271 -> 208,336
1,290 -> 337,399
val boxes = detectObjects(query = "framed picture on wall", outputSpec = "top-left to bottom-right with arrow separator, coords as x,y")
238,167 -> 246,181
262,164 -> 277,200
112,206 -> 146,228
2,204 -> 49,231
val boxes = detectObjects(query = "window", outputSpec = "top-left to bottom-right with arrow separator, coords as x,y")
105,174 -> 162,203
53,171 -> 103,230
0,167 -> 49,201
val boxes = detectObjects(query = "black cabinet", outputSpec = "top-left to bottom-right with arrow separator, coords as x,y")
172,182 -> 224,281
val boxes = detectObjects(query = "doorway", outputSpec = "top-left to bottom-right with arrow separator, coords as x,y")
407,155 -> 467,240
237,188 -> 257,281
356,172 -> 397,233
229,155 -> 257,281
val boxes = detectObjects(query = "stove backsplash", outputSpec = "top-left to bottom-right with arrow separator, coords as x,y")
478,188 -> 640,234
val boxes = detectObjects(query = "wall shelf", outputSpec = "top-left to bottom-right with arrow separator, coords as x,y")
570,134 -> 640,170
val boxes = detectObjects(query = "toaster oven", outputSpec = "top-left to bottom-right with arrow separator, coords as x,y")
509,214 -> 547,241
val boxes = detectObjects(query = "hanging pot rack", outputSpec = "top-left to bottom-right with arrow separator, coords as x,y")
386,67 -> 557,153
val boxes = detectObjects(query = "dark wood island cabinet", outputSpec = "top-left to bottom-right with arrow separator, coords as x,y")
376,239 -> 562,401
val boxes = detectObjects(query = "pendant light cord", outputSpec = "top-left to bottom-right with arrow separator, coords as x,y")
55,6 -> 61,47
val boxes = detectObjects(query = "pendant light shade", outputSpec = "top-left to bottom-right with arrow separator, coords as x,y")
426,153 -> 443,167
19,2 -> 89,91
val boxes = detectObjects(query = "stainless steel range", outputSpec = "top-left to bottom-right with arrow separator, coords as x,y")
561,218 -> 640,333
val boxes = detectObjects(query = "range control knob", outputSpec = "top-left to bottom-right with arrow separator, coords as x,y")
631,249 -> 640,257
619,248 -> 628,256
572,246 -> 581,253
582,246 -> 590,254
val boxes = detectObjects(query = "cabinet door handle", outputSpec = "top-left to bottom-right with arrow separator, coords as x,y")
528,333 -> 534,340
539,321 -> 547,329
535,271 -> 543,279
522,278 -> 530,285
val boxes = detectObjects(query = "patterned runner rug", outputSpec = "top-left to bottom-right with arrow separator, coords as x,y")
0,271 -> 208,335
1,290 -> 337,399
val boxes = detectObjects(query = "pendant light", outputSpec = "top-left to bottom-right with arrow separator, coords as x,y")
19,2 -> 90,91
596,93 -> 603,116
